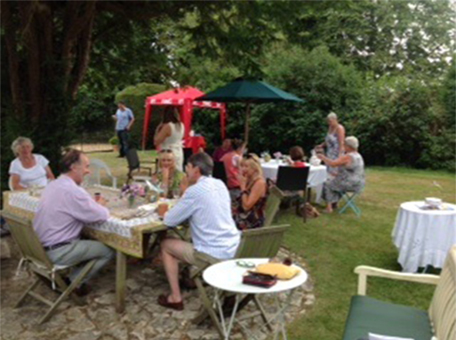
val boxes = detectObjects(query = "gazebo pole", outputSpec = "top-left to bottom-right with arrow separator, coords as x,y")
244,102 -> 251,146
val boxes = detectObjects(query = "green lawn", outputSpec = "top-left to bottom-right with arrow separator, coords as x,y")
88,151 -> 455,339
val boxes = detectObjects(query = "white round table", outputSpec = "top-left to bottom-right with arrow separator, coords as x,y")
392,201 -> 456,272
260,160 -> 327,202
203,258 -> 308,340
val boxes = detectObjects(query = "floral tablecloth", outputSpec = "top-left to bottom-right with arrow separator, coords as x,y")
3,186 -> 167,258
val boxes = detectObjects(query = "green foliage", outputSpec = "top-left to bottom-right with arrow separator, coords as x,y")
115,83 -> 166,149
247,45 -> 364,154
109,136 -> 119,145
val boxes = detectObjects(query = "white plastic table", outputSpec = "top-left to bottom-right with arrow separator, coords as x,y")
203,258 -> 308,340
392,201 -> 456,272
260,160 -> 327,202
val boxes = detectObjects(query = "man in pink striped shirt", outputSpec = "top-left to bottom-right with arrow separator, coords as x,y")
33,149 -> 113,295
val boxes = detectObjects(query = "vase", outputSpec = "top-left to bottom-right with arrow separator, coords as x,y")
128,196 -> 135,209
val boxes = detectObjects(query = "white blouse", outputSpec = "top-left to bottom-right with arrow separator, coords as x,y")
9,154 -> 49,188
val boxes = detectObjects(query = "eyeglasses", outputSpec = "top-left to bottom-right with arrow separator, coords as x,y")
160,149 -> 173,153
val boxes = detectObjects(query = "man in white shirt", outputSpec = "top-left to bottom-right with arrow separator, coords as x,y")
158,152 -> 240,311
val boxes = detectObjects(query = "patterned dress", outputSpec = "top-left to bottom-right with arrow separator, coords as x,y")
156,169 -> 184,197
323,152 -> 365,204
325,130 -> 340,175
232,179 -> 269,231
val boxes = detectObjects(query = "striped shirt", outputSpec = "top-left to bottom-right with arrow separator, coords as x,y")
164,176 -> 240,259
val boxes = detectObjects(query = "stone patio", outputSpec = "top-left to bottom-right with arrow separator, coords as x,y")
0,238 -> 314,340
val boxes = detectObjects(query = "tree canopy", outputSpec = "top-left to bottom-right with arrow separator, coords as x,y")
1,0 -> 455,192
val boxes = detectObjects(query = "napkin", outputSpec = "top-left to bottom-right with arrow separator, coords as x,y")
253,263 -> 300,280
369,333 -> 414,340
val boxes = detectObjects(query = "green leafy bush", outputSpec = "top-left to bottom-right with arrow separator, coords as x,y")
109,136 -> 119,145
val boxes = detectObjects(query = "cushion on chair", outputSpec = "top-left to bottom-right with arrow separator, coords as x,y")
342,295 -> 433,340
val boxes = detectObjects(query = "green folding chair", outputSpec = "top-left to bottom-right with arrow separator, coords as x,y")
191,224 -> 291,339
264,185 -> 285,227
1,211 -> 95,324
338,190 -> 362,217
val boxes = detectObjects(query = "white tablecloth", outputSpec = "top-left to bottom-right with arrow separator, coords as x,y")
392,201 -> 456,272
260,160 -> 327,201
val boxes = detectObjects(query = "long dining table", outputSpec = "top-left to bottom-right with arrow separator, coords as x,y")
2,185 -> 169,313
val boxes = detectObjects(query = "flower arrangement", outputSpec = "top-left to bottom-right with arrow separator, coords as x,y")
121,184 -> 145,208
121,184 -> 145,198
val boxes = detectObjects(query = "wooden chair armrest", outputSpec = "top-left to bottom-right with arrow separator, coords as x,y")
355,265 -> 440,295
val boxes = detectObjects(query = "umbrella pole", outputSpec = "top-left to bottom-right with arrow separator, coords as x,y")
244,102 -> 251,146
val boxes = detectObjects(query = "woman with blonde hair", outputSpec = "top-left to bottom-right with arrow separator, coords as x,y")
316,112 -> 345,176
232,154 -> 268,230
8,137 -> 55,190
152,149 -> 185,198
154,107 -> 185,171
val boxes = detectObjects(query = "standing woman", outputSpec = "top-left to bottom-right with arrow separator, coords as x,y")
317,112 -> 345,176
154,107 -> 185,171
9,137 -> 55,190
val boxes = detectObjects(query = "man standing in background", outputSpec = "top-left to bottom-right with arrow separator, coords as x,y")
112,101 -> 135,158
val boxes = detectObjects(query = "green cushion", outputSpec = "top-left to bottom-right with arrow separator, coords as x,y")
342,295 -> 433,340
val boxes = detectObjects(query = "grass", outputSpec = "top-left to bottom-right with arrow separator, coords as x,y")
88,151 -> 455,339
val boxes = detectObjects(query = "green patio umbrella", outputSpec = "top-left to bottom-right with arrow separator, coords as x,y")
196,78 -> 304,144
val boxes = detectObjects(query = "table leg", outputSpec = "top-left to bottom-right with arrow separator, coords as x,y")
115,250 -> 127,313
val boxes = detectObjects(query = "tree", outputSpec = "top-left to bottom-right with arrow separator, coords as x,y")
0,0 -> 226,189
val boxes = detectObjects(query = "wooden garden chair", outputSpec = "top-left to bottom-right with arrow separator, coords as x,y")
191,224 -> 291,339
1,211 -> 96,324
264,185 -> 285,226
343,245 -> 456,339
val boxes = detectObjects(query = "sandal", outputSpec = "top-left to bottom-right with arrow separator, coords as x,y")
157,294 -> 184,311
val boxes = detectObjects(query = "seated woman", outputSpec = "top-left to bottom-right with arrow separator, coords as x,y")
9,137 -> 55,190
287,146 -> 307,167
152,149 -> 184,198
233,154 -> 268,231
317,136 -> 365,213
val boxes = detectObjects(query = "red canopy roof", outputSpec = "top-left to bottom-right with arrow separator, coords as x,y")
142,87 -> 226,149
146,87 -> 224,108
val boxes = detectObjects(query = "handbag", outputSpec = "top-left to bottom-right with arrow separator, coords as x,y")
242,272 -> 277,288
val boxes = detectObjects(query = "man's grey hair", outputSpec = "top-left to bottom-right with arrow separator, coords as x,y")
11,137 -> 34,156
345,136 -> 359,150
188,152 -> 213,176
327,112 -> 338,120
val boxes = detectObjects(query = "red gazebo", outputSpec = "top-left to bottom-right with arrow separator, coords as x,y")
142,87 -> 227,150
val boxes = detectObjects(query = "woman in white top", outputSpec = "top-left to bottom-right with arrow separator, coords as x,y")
9,137 -> 55,190
154,107 -> 185,171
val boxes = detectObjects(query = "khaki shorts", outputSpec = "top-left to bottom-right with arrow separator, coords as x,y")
166,239 -> 197,265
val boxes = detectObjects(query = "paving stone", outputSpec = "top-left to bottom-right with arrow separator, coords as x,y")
67,330 -> 101,340
1,317 -> 24,340
106,323 -> 128,340
94,293 -> 116,305
69,316 -> 96,332
0,247 -> 313,340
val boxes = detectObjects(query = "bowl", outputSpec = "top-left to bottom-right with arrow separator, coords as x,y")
425,197 -> 442,207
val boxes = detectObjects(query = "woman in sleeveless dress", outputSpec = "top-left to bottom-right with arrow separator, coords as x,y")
154,107 -> 185,171
317,112 -> 345,176
232,154 -> 268,231
317,136 -> 365,213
